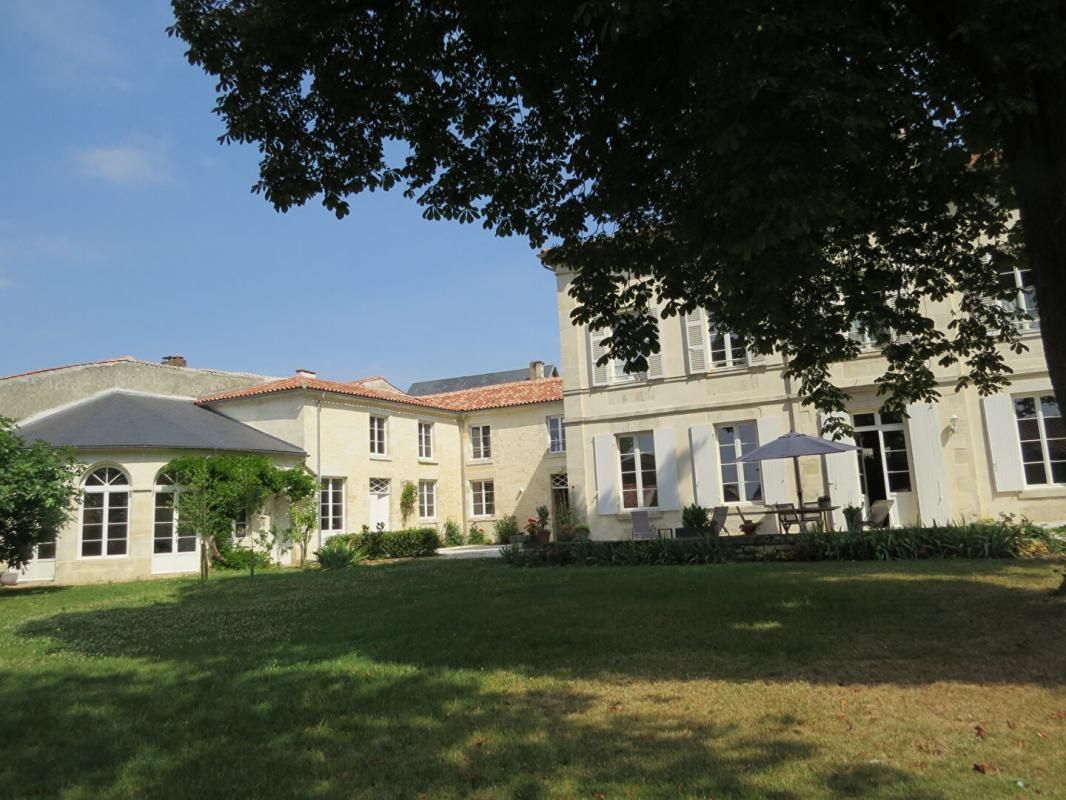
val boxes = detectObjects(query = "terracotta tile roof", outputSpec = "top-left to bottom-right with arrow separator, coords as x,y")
198,375 -> 563,413
419,377 -> 563,411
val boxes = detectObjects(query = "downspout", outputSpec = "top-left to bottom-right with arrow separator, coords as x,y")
316,392 -> 324,549
457,411 -> 469,535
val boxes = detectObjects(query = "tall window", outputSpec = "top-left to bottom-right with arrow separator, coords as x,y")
471,425 -> 492,460
36,532 -> 57,561
233,509 -> 249,539
618,433 -> 657,509
709,329 -> 749,369
418,480 -> 437,520
998,266 -> 1039,331
369,416 -> 387,455
547,415 -> 566,454
320,477 -> 345,532
1014,395 -> 1064,485
81,467 -> 129,558
154,472 -> 196,554
852,411 -> 913,501
716,423 -> 762,503
418,421 -> 434,460
471,480 -> 495,517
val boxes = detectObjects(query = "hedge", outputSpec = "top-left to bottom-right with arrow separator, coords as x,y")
500,519 -> 1064,568
334,528 -> 440,560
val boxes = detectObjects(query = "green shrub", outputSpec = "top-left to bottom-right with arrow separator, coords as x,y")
315,536 -> 366,569
214,546 -> 273,571
681,503 -> 710,530
468,523 -> 486,545
493,514 -> 520,543
339,527 -> 440,559
502,536 -> 724,567
442,519 -> 465,547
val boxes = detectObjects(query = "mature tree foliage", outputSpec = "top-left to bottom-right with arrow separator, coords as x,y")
0,419 -> 80,572
165,454 -> 315,581
169,1 -> 1066,421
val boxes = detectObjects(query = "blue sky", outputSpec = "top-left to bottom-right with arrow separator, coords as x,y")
0,0 -> 561,389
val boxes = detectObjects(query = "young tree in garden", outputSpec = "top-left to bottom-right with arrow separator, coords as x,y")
165,454 -> 313,582
279,467 -> 319,567
169,1 -> 1066,424
0,419 -> 80,573
400,481 -> 417,528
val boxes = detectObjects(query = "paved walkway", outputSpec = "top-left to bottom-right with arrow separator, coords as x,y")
437,544 -> 503,559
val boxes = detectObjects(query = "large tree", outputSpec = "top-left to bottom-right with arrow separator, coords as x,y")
168,1 -> 1066,420
0,419 -> 80,572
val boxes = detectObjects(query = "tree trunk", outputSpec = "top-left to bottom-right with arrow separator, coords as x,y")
1004,71 -> 1066,405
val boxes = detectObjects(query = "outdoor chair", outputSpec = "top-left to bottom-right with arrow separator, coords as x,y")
631,510 -> 658,540
775,503 -> 808,534
709,506 -> 730,536
862,499 -> 894,529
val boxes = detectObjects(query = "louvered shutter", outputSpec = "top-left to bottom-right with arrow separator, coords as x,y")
593,434 -> 619,515
820,412 -> 863,530
653,428 -> 682,511
756,416 -> 790,504
981,394 -> 1024,492
689,425 -> 720,507
886,294 -> 915,345
683,309 -> 708,374
589,328 -> 610,387
746,345 -> 768,366
646,317 -> 664,379
906,402 -> 951,524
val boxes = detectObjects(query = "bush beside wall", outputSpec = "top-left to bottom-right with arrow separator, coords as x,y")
335,528 -> 440,560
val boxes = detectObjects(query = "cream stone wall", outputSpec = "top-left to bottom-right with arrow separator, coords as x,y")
461,402 -> 567,539
555,266 -> 1066,538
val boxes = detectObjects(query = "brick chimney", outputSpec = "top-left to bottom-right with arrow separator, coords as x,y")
529,359 -> 545,380
162,355 -> 187,367
295,368 -> 317,379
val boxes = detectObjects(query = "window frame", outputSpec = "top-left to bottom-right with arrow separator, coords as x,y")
852,411 -> 914,495
418,479 -> 437,521
616,432 -> 658,510
470,479 -> 495,518
79,465 -> 131,559
715,422 -> 764,504
547,415 -> 566,454
153,472 -> 196,556
708,328 -> 751,370
319,476 -> 345,532
417,420 -> 435,461
369,415 -> 388,456
470,424 -> 492,461
998,265 -> 1039,333
1013,394 -> 1064,486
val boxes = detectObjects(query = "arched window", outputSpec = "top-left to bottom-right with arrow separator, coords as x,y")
154,472 -> 196,555
81,467 -> 129,557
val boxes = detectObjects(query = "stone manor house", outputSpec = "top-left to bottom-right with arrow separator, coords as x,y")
2,262 -> 1061,584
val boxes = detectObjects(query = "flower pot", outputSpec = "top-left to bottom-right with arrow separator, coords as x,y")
1,570 -> 20,587
532,530 -> 551,547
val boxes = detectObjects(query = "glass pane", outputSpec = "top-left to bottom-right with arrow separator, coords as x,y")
636,432 -> 654,453
1044,417 -> 1066,439
1041,396 -> 1060,418
108,507 -> 128,524
84,493 -> 104,509
622,489 -> 638,509
644,487 -> 659,507
722,484 -> 740,502
718,426 -> 736,446
1020,441 -> 1045,463
83,509 -> 103,526
882,430 -> 907,450
106,538 -> 127,556
1024,462 -> 1048,485
618,436 -> 634,454
639,452 -> 656,472
154,538 -> 173,554
620,454 -> 636,474
37,541 -> 56,560
1015,397 -> 1037,419
745,481 -> 763,502
1017,419 -> 1041,441
742,463 -> 761,484
178,536 -> 197,553
884,451 -> 910,472
110,492 -> 129,508
853,413 -> 876,427
721,464 -> 738,484
880,411 -> 903,424
641,468 -> 657,489
887,472 -> 912,492
82,540 -> 102,557
1050,461 -> 1066,484
1048,439 -> 1066,460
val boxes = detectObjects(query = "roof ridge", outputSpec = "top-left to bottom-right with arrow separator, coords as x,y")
419,375 -> 562,399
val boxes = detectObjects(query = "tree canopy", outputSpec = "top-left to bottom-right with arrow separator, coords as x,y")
168,1 -> 1066,418
0,419 -> 80,572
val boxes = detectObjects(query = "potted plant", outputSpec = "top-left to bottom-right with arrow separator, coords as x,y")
524,505 -> 552,546
843,504 -> 864,532
739,518 -> 761,536
0,569 -> 19,587
817,494 -> 832,510
677,503 -> 712,538
573,524 -> 591,541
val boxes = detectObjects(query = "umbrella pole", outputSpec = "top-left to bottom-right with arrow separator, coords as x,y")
793,455 -> 804,507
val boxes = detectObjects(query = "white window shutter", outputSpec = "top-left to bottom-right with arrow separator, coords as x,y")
755,416 -> 790,504
683,309 -> 708,374
905,402 -> 951,524
981,394 -> 1024,492
593,434 -> 618,515
746,346 -> 768,366
653,428 -> 682,511
821,412 -> 863,529
589,328 -> 610,387
886,295 -> 915,345
689,425 -> 720,507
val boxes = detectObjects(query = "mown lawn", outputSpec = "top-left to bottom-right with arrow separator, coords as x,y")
1,559 -> 1064,799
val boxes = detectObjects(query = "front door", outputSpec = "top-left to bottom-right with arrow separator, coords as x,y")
550,473 -> 569,539
368,478 -> 390,531
853,411 -> 916,525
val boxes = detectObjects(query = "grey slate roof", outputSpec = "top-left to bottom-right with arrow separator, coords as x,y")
407,364 -> 559,396
18,391 -> 304,455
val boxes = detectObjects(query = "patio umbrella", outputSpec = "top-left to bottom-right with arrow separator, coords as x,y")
736,431 -> 858,507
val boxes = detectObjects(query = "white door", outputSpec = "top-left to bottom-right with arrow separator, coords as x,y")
853,411 -> 916,525
19,535 -> 57,582
368,478 -> 390,531
151,479 -> 200,575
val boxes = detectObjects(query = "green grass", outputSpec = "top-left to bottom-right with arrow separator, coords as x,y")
1,560 -> 1064,799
